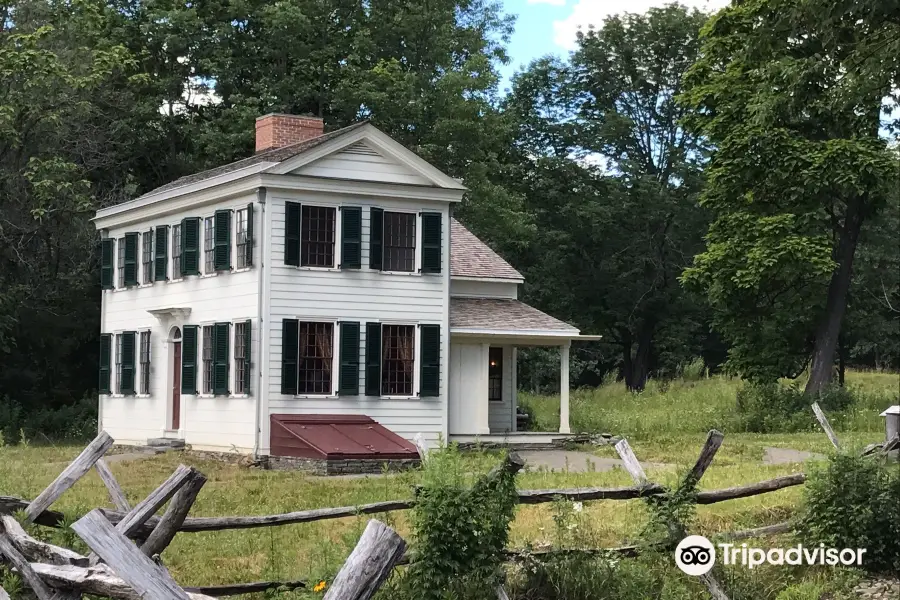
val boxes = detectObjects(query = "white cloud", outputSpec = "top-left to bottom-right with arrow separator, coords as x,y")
528,0 -> 567,5
552,0 -> 730,50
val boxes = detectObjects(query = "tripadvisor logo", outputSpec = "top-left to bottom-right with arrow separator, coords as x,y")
675,536 -> 867,575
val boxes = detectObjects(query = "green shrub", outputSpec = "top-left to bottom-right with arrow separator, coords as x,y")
0,394 -> 97,444
797,453 -> 900,573
680,357 -> 707,382
735,382 -> 855,433
395,446 -> 519,600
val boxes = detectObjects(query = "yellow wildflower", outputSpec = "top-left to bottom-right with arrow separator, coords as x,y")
313,580 -> 327,593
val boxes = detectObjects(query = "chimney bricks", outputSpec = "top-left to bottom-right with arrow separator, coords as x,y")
255,114 -> 325,153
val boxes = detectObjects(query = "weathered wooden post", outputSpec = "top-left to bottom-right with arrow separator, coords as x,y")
811,402 -> 841,450
322,519 -> 407,600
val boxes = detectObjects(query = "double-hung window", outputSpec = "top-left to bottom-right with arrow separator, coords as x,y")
381,325 -> 415,396
204,217 -> 215,273
236,208 -> 251,269
202,325 -> 214,394
142,231 -> 153,284
383,212 -> 416,272
301,206 -> 336,267
172,224 -> 183,277
297,322 -> 334,394
115,334 -> 124,392
489,347 -> 503,401
117,239 -> 126,288
234,321 -> 249,394
140,331 -> 151,394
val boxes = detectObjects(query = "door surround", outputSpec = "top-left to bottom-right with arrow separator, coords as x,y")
166,326 -> 184,435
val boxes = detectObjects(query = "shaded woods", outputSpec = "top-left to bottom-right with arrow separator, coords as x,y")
0,0 -> 897,432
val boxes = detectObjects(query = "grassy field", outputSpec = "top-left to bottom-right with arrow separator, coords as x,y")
0,371 -> 897,598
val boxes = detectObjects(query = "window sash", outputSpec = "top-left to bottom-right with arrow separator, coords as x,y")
115,334 -> 123,393
236,208 -> 250,269
142,232 -> 153,284
489,347 -> 503,401
383,212 -> 416,272
204,217 -> 215,273
297,321 -> 334,394
381,324 -> 415,396
117,239 -> 126,287
172,224 -> 183,276
140,331 -> 151,394
300,206 -> 336,268
202,325 -> 214,394
234,322 -> 246,394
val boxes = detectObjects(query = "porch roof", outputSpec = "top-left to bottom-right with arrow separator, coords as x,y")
450,297 -> 579,337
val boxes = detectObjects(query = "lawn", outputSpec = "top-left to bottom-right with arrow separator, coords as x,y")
0,370 -> 897,598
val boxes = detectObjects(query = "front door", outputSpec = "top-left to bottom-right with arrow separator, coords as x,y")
172,342 -> 181,430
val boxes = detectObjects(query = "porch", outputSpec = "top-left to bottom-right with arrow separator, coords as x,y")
446,297 -> 600,442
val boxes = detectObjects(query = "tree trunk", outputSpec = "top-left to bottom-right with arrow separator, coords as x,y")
624,320 -> 655,392
805,201 -> 864,395
837,333 -> 846,387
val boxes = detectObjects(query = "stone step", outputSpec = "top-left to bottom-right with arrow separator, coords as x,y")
145,437 -> 186,449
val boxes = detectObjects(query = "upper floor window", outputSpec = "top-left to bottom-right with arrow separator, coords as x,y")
236,208 -> 251,269
302,206 -> 336,267
204,217 -> 215,274
172,224 -> 182,277
383,212 -> 416,272
117,239 -> 126,288
142,230 -> 153,284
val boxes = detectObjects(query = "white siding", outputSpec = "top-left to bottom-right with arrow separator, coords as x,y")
100,194 -> 260,452
262,190 -> 450,452
293,142 -> 432,186
450,279 -> 518,299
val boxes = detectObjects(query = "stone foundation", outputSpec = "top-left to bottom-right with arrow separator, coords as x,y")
263,455 -> 420,475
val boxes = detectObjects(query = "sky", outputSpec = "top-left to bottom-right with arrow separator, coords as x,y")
497,0 -> 730,93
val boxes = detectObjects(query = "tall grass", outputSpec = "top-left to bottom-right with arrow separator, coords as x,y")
518,371 -> 899,439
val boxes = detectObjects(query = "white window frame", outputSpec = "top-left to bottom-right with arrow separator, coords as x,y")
379,209 -> 421,275
116,238 -> 126,288
235,207 -> 252,271
141,231 -> 154,285
294,203 -> 341,271
114,333 -> 124,394
291,317 -> 339,398
230,319 -> 250,397
200,323 -> 215,396
170,223 -> 183,282
378,320 -> 420,399
203,216 -> 216,276
138,329 -> 152,396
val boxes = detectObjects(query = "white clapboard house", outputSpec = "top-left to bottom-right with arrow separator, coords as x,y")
93,114 -> 593,469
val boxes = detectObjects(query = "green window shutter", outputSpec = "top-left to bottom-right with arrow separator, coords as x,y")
246,203 -> 254,267
121,331 -> 136,395
364,322 -> 381,396
338,322 -> 360,395
99,334 -> 112,393
182,325 -> 198,394
213,322 -> 230,395
419,324 -> 440,397
281,319 -> 299,395
181,217 -> 200,276
369,208 -> 383,270
421,213 -> 442,274
243,319 -> 252,394
100,239 -> 114,289
154,226 -> 168,281
123,233 -> 139,286
285,202 -> 302,266
340,207 -> 362,269
214,210 -> 231,271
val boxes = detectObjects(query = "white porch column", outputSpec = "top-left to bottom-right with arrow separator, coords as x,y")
559,342 -> 571,434
476,343 -> 491,434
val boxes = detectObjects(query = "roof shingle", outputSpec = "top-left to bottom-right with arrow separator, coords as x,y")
450,218 -> 523,281
450,297 -> 578,333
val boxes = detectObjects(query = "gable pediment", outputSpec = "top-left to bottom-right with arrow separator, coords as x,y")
289,139 -> 433,186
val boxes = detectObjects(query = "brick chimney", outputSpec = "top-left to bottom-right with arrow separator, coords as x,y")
255,114 -> 325,153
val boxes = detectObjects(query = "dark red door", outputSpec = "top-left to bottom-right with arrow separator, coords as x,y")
172,342 -> 181,430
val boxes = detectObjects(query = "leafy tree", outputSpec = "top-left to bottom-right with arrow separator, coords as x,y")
680,0 -> 899,389
505,5 -> 711,390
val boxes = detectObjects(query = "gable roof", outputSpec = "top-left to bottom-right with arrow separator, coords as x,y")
450,218 -> 523,281
139,121 -> 371,200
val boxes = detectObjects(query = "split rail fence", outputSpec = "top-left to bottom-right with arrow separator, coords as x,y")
0,403 -> 895,600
